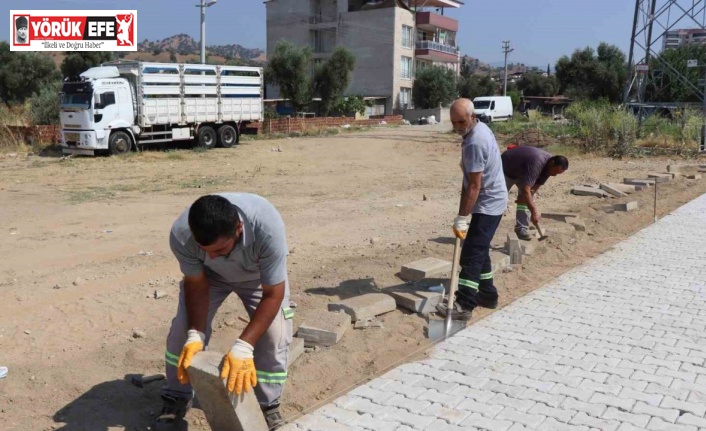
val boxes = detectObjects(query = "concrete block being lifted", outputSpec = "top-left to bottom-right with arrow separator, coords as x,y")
600,183 -> 628,197
614,201 -> 639,212
572,186 -> 610,197
188,351 -> 268,431
400,257 -> 452,281
296,311 -> 350,347
387,285 -> 443,315
328,293 -> 396,322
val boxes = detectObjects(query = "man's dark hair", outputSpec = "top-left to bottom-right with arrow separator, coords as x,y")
550,155 -> 569,170
188,195 -> 240,246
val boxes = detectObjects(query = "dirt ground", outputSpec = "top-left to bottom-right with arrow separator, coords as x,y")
1,124 -> 705,431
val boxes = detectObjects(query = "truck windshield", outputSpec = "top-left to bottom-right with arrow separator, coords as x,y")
60,82 -> 92,109
474,101 -> 491,109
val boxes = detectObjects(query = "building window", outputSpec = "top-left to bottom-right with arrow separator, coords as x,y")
402,25 -> 413,48
401,56 -> 412,79
399,87 -> 411,109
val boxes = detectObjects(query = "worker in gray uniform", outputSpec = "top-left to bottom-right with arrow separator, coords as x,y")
156,193 -> 293,430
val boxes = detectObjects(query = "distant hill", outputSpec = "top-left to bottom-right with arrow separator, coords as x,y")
136,33 -> 265,63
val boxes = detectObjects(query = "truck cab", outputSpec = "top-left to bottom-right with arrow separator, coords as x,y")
60,67 -> 136,155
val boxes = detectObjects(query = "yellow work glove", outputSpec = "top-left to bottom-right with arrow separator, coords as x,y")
176,329 -> 205,384
453,215 -> 470,240
220,339 -> 257,395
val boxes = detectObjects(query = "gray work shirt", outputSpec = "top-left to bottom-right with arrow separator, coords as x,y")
169,193 -> 288,287
461,122 -> 509,216
501,146 -> 553,188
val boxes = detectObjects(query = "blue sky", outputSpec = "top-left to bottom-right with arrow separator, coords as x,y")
3,0 -> 637,67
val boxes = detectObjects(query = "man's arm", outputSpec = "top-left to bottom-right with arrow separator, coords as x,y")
239,282 -> 285,347
183,272 -> 210,333
459,172 -> 482,216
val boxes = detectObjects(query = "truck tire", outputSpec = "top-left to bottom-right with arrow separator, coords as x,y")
109,131 -> 133,155
218,125 -> 238,148
197,126 -> 217,150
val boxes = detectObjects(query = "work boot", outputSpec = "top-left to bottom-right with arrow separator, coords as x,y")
435,301 -> 473,321
476,292 -> 498,309
262,404 -> 285,430
154,395 -> 191,430
515,228 -> 532,241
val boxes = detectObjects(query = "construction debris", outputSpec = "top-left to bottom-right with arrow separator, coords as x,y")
646,173 -> 671,183
624,178 -> 654,187
604,183 -> 637,194
614,201 -> 639,212
353,318 -> 384,330
600,184 -> 628,197
388,285 -> 443,315
327,293 -> 396,322
400,257 -> 452,281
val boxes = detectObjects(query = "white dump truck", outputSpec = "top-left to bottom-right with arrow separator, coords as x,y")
59,61 -> 263,155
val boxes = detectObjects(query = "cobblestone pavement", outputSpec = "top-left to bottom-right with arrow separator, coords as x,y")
282,194 -> 706,431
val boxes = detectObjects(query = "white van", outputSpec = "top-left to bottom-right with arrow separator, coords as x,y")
472,96 -> 513,123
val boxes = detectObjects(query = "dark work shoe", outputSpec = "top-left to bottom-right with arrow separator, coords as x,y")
515,229 -> 533,241
435,301 -> 473,321
476,293 -> 498,309
154,395 -> 191,430
262,404 -> 285,430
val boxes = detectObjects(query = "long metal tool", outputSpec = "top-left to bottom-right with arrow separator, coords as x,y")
444,237 -> 463,339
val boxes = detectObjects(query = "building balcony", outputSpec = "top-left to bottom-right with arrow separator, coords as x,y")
415,12 -> 458,32
415,40 -> 459,62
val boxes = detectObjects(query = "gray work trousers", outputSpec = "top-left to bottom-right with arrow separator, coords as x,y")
504,175 -> 531,234
162,279 -> 293,408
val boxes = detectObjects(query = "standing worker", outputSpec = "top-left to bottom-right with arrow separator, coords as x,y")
501,146 -> 569,240
438,98 -> 508,320
155,193 -> 293,430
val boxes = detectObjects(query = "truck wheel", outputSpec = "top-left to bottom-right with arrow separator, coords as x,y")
218,125 -> 238,148
109,131 -> 132,155
197,126 -> 217,150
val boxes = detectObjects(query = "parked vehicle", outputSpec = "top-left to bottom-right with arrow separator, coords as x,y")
59,61 -> 263,155
472,96 -> 513,123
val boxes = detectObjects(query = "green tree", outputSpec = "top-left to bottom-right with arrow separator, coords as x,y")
507,90 -> 521,109
265,41 -> 313,112
0,42 -> 61,105
457,74 -> 497,100
334,95 -> 372,116
645,44 -> 706,102
169,50 -> 178,63
61,51 -> 114,78
314,47 -> 356,115
516,72 -> 559,96
555,43 -> 626,102
413,65 -> 457,109
30,81 -> 61,125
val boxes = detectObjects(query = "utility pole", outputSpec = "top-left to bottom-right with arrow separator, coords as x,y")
502,41 -> 514,96
196,0 -> 217,64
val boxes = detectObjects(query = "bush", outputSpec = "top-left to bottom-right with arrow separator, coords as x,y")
30,83 -> 61,125
565,100 -> 637,157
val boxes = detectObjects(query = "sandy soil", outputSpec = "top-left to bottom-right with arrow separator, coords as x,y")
0,124 -> 705,431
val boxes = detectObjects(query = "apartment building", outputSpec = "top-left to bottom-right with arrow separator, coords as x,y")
265,0 -> 463,114
663,28 -> 706,51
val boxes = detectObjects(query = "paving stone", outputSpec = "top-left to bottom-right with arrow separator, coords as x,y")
606,183 -> 638,194
387,285 -> 442,315
572,186 -> 610,197
491,252 -> 511,273
542,212 -> 580,221
187,351 -> 268,431
667,164 -> 682,173
328,293 -> 396,322
539,417 -> 589,431
602,406 -> 651,428
686,174 -> 701,180
495,407 -> 545,428
461,412 -> 514,430
660,396 -> 706,416
290,337 -> 305,364
614,201 -> 639,212
632,401 -> 679,423
647,417 -> 698,431
569,412 -> 620,431
296,311 -> 350,347
676,413 -> 706,428
624,178 -> 655,186
400,257 -> 452,281
600,183 -> 629,197
648,173 -> 673,182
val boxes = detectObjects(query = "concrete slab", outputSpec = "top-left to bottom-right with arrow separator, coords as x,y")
600,183 -> 628,197
290,337 -> 305,364
506,232 -> 522,265
296,311 -> 350,347
328,293 -> 396,322
542,212 -> 580,222
606,183 -> 637,194
400,257 -> 452,281
614,201 -> 639,212
426,314 -> 468,341
687,174 -> 702,180
602,204 -> 616,213
667,164 -> 681,173
647,173 -> 672,183
571,186 -> 610,197
387,285 -> 443,315
188,351 -> 268,431
491,252 -> 511,273
624,178 -> 654,186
